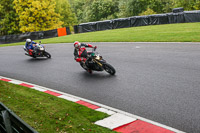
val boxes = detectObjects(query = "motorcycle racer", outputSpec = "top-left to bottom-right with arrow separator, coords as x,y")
73,41 -> 97,73
25,39 -> 37,56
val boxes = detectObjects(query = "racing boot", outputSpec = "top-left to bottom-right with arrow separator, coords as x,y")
87,69 -> 92,74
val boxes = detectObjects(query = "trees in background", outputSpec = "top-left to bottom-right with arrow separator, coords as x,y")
55,0 -> 77,29
139,8 -> 157,16
176,0 -> 200,10
71,0 -> 200,23
88,0 -> 119,21
71,0 -> 119,23
124,0 -> 150,17
13,0 -> 63,33
0,0 -> 20,35
0,0 -> 77,35
118,0 -> 175,17
71,0 -> 94,23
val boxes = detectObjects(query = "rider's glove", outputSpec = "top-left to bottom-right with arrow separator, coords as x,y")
94,46 -> 97,50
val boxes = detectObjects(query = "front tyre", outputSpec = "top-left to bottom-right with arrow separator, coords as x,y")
103,63 -> 116,75
44,52 -> 51,58
80,62 -> 87,71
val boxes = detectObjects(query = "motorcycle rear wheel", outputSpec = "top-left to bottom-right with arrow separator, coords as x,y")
103,63 -> 116,75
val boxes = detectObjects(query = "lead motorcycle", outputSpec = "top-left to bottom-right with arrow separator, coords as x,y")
79,47 -> 116,75
23,42 -> 51,58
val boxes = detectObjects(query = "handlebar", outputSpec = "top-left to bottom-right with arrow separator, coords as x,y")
92,46 -> 97,52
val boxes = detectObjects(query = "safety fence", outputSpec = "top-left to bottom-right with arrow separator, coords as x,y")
74,10 -> 200,34
0,27 -> 70,44
0,102 -> 38,133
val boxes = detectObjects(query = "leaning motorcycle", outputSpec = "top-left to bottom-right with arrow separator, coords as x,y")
80,47 -> 116,75
23,43 -> 51,59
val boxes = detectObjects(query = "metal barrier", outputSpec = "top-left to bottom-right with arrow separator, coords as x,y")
0,102 -> 38,133
0,27 -> 71,44
76,9 -> 200,34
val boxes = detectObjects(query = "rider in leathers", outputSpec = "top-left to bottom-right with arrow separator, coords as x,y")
25,39 -> 37,56
73,41 -> 96,73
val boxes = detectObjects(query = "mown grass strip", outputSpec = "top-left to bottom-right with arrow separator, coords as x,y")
0,22 -> 200,47
0,80 -> 115,133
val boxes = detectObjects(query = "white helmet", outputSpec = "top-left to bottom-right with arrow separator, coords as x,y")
26,39 -> 31,45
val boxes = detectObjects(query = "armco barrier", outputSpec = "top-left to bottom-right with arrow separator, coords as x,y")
73,25 -> 79,34
112,18 -> 131,29
0,102 -> 38,133
173,7 -> 184,13
0,27 -> 70,44
130,16 -> 149,27
96,20 -> 113,31
148,14 -> 169,25
75,9 -> 200,33
78,22 -> 97,33
167,12 -> 185,23
184,10 -> 200,22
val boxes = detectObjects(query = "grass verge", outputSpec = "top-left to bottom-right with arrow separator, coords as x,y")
0,22 -> 200,47
0,80 -> 115,133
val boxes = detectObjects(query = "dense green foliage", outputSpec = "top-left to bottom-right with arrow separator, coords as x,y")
176,0 -> 200,10
13,0 -> 63,32
55,0 -> 77,29
0,0 -> 77,35
0,0 -> 20,35
0,0 -> 200,35
70,0 -> 200,23
70,0 -> 120,23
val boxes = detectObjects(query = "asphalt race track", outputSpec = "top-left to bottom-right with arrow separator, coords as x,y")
1,42 -> 200,133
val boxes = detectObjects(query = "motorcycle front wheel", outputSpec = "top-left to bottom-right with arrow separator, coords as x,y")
80,62 -> 88,71
103,63 -> 116,75
44,52 -> 51,58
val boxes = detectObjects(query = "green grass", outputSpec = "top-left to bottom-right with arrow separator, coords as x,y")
0,22 -> 200,47
0,81 -> 115,133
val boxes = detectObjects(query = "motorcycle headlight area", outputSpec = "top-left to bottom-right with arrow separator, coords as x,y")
40,48 -> 44,50
95,56 -> 101,60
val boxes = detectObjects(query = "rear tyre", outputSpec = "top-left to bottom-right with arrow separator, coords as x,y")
44,52 -> 51,58
103,63 -> 116,75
